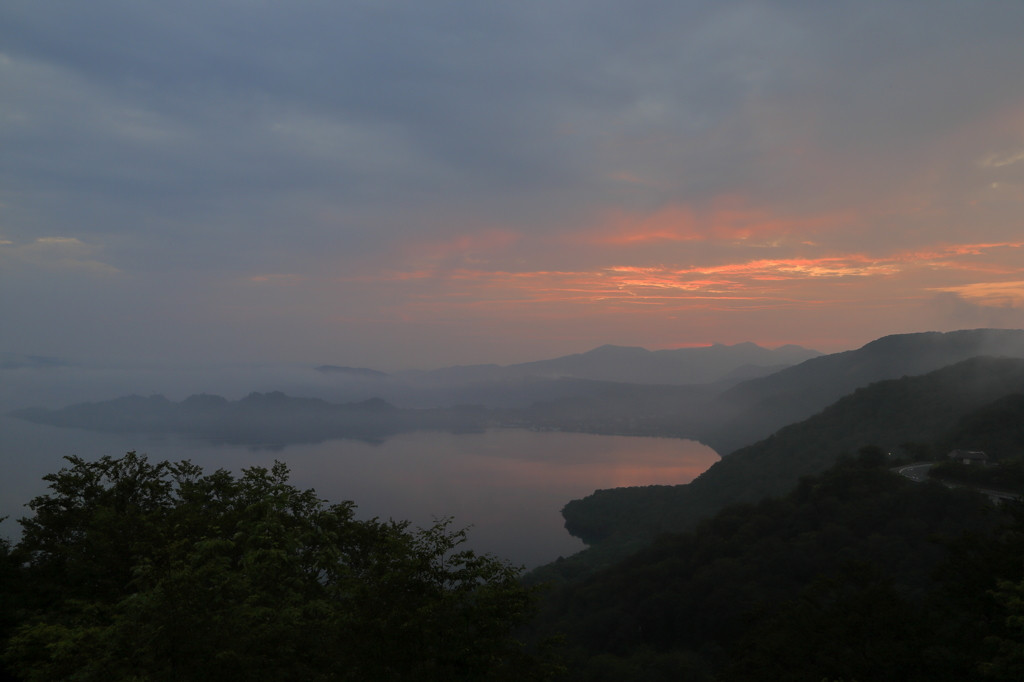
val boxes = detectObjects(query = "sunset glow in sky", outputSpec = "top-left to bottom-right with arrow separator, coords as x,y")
2,1 -> 1024,369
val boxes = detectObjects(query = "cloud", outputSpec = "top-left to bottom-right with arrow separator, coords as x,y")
249,274 -> 305,286
980,147 -> 1024,169
569,200 -> 856,246
927,291 -> 1024,329
933,281 -> 1024,308
3,2 -> 1024,365
0,237 -> 119,275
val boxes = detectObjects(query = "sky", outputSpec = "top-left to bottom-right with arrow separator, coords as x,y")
3,0 -> 1024,371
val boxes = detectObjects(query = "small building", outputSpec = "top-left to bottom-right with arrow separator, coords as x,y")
948,449 -> 988,465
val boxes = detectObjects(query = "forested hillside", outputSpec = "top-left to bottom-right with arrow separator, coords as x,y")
938,392 -> 1024,459
532,451 -> 1023,681
529,356 -> 1024,584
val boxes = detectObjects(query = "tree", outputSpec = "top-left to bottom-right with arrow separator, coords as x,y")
2,452 -> 559,681
979,578 -> 1024,680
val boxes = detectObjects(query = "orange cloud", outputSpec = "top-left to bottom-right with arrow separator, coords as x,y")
897,242 -> 1024,260
356,240 -> 1018,297
933,281 -> 1024,307
325,234 -> 1023,335
398,227 -> 523,264
572,197 -> 857,246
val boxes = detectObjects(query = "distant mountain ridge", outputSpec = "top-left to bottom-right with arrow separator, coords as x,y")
392,342 -> 822,386
315,365 -> 392,379
8,392 -> 484,446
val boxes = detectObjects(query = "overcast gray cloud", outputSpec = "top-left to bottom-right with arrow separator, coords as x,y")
3,1 -> 1024,369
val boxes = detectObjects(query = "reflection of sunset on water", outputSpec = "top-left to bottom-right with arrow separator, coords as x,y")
270,429 -> 720,568
0,419 -> 719,570
422,430 -> 719,493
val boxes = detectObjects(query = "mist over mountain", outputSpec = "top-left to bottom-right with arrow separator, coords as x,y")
303,342 -> 819,411
9,392 -> 487,447
700,328 -> 1024,454
452,329 -> 1024,451
10,330 -> 1024,453
315,366 -> 393,380
8,378 -> 724,448
394,342 -> 822,386
0,341 -> 815,414
0,353 -> 71,370
10,328 -> 1024,596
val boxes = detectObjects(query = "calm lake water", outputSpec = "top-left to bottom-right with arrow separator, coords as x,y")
0,416 -> 719,569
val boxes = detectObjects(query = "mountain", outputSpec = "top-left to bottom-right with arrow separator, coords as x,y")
478,330 -> 1024,447
700,328 -> 1024,454
9,378 -> 726,447
937,392 -> 1024,459
533,453 -> 1016,682
528,355 -> 1024,584
398,342 -> 822,387
9,392 -> 487,446
0,353 -> 70,370
308,343 -> 818,410
315,365 -> 392,379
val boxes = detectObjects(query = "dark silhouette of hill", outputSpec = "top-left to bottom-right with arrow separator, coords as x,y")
532,452 -> 1019,682
398,342 -> 821,387
700,328 -> 1024,454
527,355 -> 1024,584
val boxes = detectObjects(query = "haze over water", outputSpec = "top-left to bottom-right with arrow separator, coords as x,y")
0,416 -> 718,569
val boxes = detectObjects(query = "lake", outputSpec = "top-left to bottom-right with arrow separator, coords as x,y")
0,416 -> 719,569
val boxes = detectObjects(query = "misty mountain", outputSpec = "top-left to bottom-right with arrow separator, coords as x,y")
0,353 -> 71,370
477,330 -> 1024,446
9,392 -> 489,447
529,355 -> 1024,584
315,365 -> 393,380
8,378 -> 725,447
700,328 -> 1024,454
304,372 -> 734,413
503,380 -> 719,429
719,362 -> 795,381
301,342 -> 818,411
393,342 -> 821,386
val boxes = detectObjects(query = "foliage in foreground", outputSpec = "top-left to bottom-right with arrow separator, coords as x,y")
0,453 -> 559,682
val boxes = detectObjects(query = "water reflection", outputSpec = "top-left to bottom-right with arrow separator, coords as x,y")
0,418 -> 719,569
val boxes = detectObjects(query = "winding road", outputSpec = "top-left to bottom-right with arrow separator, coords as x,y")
894,463 -> 934,482
893,463 -> 1021,502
